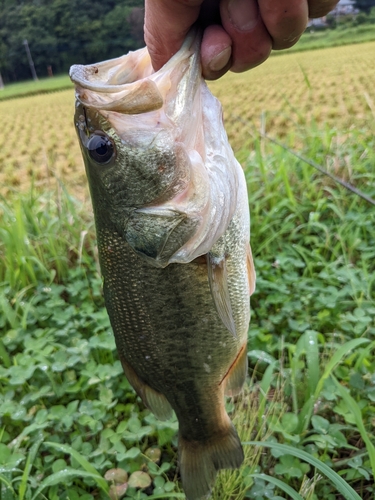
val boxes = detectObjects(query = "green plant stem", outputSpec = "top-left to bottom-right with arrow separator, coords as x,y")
244,442 -> 362,500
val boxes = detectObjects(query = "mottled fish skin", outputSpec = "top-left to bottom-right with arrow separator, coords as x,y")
70,32 -> 255,500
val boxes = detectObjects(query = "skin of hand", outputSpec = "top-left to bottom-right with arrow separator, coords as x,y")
144,0 -> 339,80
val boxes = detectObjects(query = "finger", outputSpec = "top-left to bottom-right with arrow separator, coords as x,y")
258,0 -> 308,50
144,0 -> 204,71
308,0 -> 339,18
201,25 -> 232,80
220,0 -> 272,73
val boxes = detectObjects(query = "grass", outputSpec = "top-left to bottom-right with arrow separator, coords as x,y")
0,40 -> 375,499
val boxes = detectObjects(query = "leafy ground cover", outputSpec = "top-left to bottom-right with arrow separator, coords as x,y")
1,41 -> 375,499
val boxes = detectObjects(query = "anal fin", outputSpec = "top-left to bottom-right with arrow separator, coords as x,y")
121,359 -> 173,421
223,344 -> 248,397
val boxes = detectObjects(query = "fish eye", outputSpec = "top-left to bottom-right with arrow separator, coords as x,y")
87,133 -> 115,164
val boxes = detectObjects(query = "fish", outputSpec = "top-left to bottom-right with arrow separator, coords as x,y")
70,31 -> 255,500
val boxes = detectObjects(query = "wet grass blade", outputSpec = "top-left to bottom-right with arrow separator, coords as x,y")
244,442 -> 361,500
0,473 -> 15,499
303,330 -> 320,399
19,436 -> 43,500
314,338 -> 369,398
44,442 -> 109,494
250,473 -> 303,500
332,375 -> 375,477
30,469 -> 109,500
0,338 -> 11,368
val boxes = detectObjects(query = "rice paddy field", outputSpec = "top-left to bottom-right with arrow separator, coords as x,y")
1,41 -> 374,199
0,41 -> 375,500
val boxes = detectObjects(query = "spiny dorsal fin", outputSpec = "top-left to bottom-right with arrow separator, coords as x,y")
246,243 -> 256,296
207,253 -> 237,337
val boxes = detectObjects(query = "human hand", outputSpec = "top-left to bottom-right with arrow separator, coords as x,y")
145,0 -> 339,80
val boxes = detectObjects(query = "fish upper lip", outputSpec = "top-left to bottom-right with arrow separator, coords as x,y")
69,28 -> 200,91
69,29 -> 201,114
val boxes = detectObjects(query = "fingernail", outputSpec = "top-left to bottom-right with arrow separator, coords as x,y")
208,46 -> 232,72
228,0 -> 259,31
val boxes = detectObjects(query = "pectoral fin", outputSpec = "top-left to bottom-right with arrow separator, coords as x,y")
207,253 -> 236,337
125,208 -> 184,264
121,358 -> 173,421
125,207 -> 198,267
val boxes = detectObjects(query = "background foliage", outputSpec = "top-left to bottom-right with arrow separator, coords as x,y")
353,0 -> 375,13
0,0 -> 144,83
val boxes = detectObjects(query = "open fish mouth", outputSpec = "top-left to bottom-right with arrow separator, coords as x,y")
69,31 -> 200,115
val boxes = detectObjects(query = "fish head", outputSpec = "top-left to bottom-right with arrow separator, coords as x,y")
70,35 -> 202,216
70,33 -> 209,265
70,31 -> 244,266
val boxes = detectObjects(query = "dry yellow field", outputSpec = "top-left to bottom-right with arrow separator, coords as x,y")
211,40 -> 375,150
1,41 -> 374,200
0,91 -> 89,199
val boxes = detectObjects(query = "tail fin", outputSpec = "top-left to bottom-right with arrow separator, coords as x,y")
178,424 -> 244,500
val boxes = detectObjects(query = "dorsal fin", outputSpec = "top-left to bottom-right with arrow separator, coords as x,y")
246,243 -> 256,296
207,253 -> 237,337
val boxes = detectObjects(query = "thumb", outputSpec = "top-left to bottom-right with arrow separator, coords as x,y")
144,0 -> 204,71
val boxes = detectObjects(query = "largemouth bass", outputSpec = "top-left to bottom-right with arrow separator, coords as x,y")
70,32 -> 255,500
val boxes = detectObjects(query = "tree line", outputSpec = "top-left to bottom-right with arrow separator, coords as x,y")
353,0 -> 375,13
0,0 -> 145,83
